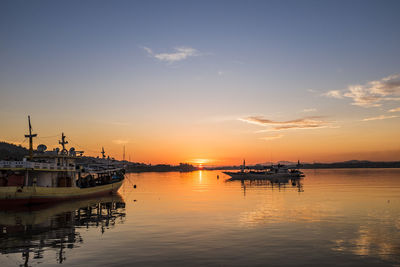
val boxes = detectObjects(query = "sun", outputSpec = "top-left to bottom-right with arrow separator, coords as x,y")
189,158 -> 210,169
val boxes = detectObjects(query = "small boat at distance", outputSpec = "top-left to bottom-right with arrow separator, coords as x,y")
224,160 -> 305,180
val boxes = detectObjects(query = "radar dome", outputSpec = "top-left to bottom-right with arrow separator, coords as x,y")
37,144 -> 47,152
69,147 -> 76,156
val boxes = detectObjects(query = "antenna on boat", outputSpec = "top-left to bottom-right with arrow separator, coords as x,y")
101,147 -> 106,159
123,145 -> 125,161
25,115 -> 37,159
59,132 -> 68,154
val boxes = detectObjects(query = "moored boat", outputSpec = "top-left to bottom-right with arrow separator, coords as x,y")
223,160 -> 305,180
0,117 -> 125,206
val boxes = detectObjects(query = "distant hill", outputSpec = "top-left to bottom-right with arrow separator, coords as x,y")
0,142 -> 29,160
301,160 -> 400,169
278,161 -> 298,165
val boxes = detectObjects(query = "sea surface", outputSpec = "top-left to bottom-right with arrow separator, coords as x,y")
1,169 -> 400,266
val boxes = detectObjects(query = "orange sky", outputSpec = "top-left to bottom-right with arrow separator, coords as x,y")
1,112 -> 399,166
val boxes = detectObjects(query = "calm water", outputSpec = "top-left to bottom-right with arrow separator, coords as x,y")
1,169 -> 400,266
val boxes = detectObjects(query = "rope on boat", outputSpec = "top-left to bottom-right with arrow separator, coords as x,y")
67,136 -> 100,154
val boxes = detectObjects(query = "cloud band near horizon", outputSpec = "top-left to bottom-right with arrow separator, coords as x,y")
239,116 -> 332,132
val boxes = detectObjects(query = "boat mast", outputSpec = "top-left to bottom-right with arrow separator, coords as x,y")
24,115 -> 37,159
101,147 -> 106,159
123,145 -> 125,161
59,132 -> 68,154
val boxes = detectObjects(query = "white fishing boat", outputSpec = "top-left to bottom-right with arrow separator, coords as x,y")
224,160 -> 305,180
0,117 -> 125,207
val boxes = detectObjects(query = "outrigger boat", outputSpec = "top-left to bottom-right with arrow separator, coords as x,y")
224,160 -> 305,180
0,117 -> 125,207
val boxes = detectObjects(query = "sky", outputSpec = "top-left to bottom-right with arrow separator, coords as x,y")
1,0 -> 400,165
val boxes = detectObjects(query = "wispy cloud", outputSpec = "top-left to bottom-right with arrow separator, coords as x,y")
200,115 -> 243,123
266,125 -> 330,132
112,139 -> 130,145
362,115 -> 398,121
98,120 -> 131,126
388,107 -> 400,113
239,116 -> 332,132
260,134 -> 284,141
302,108 -> 317,113
324,74 -> 400,107
111,122 -> 131,126
142,46 -> 199,63
324,90 -> 343,99
307,89 -> 319,93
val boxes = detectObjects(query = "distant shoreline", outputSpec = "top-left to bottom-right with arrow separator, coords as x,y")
1,141 -> 399,171
205,161 -> 400,170
126,166 -> 400,174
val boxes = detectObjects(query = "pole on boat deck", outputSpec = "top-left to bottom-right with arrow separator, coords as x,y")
101,147 -> 106,159
59,132 -> 68,154
25,115 -> 37,160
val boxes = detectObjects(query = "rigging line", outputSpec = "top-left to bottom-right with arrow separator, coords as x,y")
36,140 -> 59,146
20,138 -> 27,144
67,136 -> 99,154
9,137 -> 28,145
37,134 -> 60,139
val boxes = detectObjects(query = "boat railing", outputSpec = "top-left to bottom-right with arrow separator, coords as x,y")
0,160 -> 26,169
0,160 -> 75,171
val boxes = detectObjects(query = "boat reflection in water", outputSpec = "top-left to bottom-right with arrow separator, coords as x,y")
227,176 -> 304,194
0,195 -> 125,265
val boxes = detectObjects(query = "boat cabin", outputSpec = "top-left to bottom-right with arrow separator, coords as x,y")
0,149 -> 79,188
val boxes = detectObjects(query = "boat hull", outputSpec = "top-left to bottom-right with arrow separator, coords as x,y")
0,180 -> 124,207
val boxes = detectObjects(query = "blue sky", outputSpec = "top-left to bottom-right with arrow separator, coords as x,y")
1,0 -> 400,163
